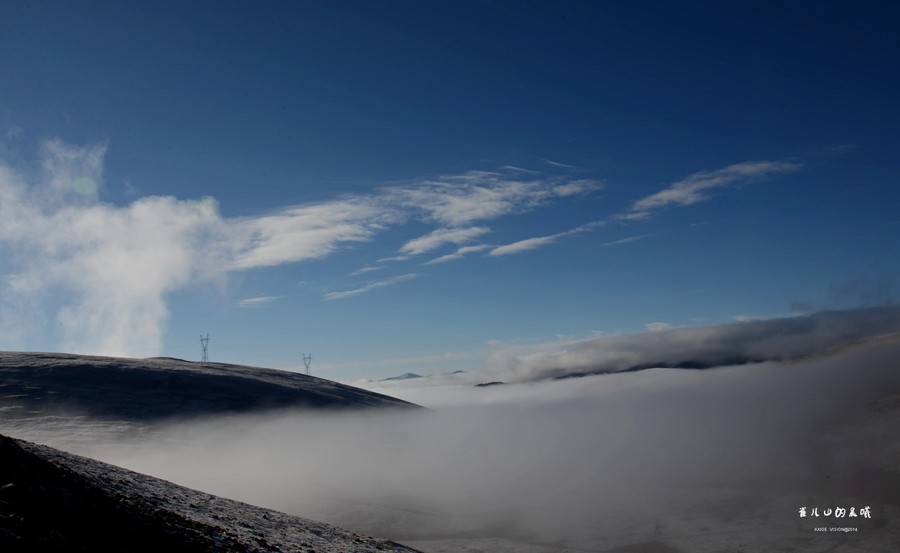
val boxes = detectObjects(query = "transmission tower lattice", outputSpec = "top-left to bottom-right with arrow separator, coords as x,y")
200,334 -> 210,362
302,353 -> 312,376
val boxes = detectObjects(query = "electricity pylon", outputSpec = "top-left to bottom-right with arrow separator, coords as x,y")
200,334 -> 209,362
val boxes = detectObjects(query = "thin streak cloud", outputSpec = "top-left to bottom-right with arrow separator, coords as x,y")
236,296 -> 282,308
501,165 -> 540,174
602,234 -> 649,247
489,221 -> 603,257
542,159 -> 579,169
323,274 -> 419,301
351,265 -> 385,276
425,244 -> 491,265
622,160 -> 802,219
489,235 -> 561,257
398,226 -> 489,257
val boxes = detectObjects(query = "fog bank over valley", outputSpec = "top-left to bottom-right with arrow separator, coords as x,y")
4,309 -> 900,551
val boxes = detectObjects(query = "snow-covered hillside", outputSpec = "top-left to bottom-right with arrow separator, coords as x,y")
0,353 -> 425,551
0,351 -> 419,424
0,433 -> 422,552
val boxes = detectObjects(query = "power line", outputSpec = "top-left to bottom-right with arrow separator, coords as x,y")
302,353 -> 312,375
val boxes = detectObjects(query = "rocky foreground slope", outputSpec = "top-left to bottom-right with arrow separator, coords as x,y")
0,433 -> 421,552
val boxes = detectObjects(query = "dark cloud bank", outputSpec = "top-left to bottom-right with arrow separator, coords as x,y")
486,306 -> 900,382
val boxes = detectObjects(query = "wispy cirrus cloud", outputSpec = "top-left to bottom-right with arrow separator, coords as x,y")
388,171 -> 602,226
388,173 -> 542,227
614,211 -> 652,222
501,165 -> 541,174
367,171 -> 602,265
489,235 -> 562,257
226,200 -> 394,270
236,296 -> 282,308
602,234 -> 649,247
399,226 -> 490,257
323,274 -> 419,301
224,170 -> 600,273
351,265 -> 385,276
620,160 -> 802,220
489,221 -> 604,257
425,244 -> 492,265
552,179 -> 599,197
542,159 -> 579,169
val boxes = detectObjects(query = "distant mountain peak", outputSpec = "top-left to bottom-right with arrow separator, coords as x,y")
380,372 -> 424,381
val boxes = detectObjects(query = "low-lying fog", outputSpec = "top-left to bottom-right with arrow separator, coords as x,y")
33,332 -> 900,549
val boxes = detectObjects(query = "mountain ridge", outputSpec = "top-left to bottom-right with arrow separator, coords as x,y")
0,351 -> 420,424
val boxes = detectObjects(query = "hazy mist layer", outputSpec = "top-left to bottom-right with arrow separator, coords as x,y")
37,332 -> 899,548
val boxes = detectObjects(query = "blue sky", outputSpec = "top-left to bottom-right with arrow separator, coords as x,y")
1,1 -> 898,380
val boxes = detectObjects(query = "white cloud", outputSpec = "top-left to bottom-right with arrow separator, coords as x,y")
552,179 -> 602,197
236,296 -> 282,308
489,235 -> 560,257
222,170 -> 594,271
393,178 -> 540,226
389,170 -> 601,226
226,200 -> 392,270
4,193 -> 221,356
488,221 -> 603,257
613,211 -> 652,222
351,265 -> 385,275
645,322 -> 672,332
0,142 -> 604,355
602,235 -> 649,247
425,244 -> 491,265
40,139 -> 108,201
542,158 -> 579,169
0,141 -> 388,355
375,254 -> 408,263
399,226 -> 489,257
323,274 -> 419,301
732,315 -> 760,322
624,160 -> 802,217
501,165 -> 540,174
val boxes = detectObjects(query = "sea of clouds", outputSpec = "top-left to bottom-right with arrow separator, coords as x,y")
52,325 -> 900,545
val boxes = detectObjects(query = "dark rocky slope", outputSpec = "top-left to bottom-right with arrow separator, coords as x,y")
0,433 -> 421,552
